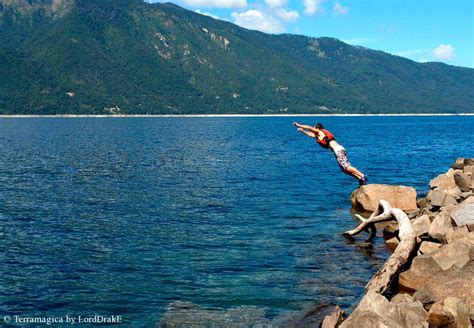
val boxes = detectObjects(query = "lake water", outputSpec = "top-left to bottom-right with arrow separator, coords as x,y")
0,116 -> 473,327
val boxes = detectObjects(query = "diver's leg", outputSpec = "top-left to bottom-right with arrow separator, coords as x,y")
345,166 -> 364,180
336,150 -> 366,184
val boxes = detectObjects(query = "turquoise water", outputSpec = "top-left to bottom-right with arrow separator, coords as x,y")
0,116 -> 473,326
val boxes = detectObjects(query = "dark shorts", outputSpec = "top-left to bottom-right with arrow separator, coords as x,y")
333,148 -> 352,171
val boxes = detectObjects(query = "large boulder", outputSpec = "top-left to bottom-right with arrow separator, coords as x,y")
428,210 -> 454,242
429,189 -> 458,207
427,297 -> 471,328
399,235 -> 474,309
340,291 -> 428,328
430,170 -> 456,191
446,226 -> 470,244
351,184 -> 417,212
451,202 -> 474,231
412,214 -> 431,237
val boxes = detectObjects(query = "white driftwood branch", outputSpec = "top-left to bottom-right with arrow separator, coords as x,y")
338,200 -> 417,327
354,213 -> 367,222
343,199 -> 417,294
365,207 -> 416,294
343,200 -> 394,236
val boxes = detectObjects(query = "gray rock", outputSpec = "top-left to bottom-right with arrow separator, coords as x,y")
454,172 -> 471,192
451,203 -> 474,229
431,238 -> 471,270
391,300 -> 429,328
340,291 -> 428,328
430,189 -> 458,207
413,287 -> 437,306
444,193 -> 459,206
429,211 -> 453,242
447,185 -> 463,199
430,189 -> 448,207
446,226 -> 470,244
412,214 -> 431,237
399,244 -> 474,310
391,293 -> 414,304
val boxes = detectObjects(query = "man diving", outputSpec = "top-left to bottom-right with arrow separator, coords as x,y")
293,122 -> 367,186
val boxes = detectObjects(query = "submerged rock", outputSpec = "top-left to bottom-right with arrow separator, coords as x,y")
157,301 -> 273,327
158,301 -> 340,327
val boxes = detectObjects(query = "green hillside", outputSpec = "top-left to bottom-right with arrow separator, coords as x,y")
1,0 -> 473,114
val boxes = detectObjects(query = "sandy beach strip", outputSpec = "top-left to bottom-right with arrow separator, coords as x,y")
0,113 -> 473,118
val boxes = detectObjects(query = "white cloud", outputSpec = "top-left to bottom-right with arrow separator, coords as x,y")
276,8 -> 300,22
433,44 -> 455,61
183,0 -> 247,9
395,45 -> 456,64
333,1 -> 348,16
264,0 -> 286,8
303,0 -> 325,15
195,9 -> 220,19
232,9 -> 284,33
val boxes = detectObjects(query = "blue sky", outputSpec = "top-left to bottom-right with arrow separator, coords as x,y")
151,0 -> 473,68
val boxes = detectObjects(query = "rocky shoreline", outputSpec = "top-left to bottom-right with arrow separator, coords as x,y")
158,158 -> 473,327
326,158 -> 474,327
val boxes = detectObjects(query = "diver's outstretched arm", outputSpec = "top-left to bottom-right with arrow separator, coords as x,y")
293,122 -> 318,133
297,128 -> 316,138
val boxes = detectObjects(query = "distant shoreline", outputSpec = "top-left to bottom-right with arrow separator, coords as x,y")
0,113 -> 473,118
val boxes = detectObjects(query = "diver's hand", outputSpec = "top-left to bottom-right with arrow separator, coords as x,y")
292,122 -> 300,127
297,128 -> 303,132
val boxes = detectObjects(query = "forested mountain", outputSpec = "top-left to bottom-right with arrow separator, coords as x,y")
1,0 -> 473,114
